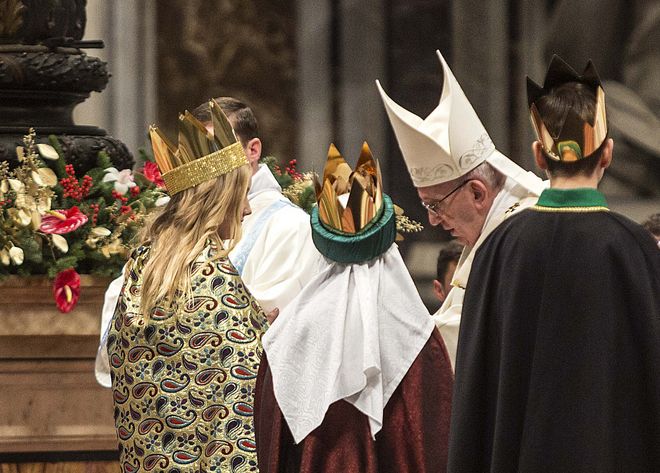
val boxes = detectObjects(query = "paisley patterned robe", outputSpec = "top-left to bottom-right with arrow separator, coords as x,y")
107,243 -> 268,473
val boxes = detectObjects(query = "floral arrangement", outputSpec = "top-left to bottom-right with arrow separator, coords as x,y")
0,129 -> 167,312
262,156 -> 317,214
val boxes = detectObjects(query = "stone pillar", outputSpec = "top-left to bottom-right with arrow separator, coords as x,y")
74,0 -> 157,157
451,0 -> 511,156
338,0 -> 387,177
295,0 -> 333,172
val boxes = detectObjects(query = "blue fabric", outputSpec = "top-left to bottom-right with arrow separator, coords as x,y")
231,198 -> 295,275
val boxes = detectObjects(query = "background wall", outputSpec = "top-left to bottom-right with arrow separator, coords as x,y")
72,0 -> 660,306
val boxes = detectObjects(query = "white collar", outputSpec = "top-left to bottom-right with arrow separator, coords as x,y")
248,163 -> 282,200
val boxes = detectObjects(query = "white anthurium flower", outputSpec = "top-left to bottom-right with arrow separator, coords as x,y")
17,209 -> 32,226
8,179 -> 24,192
36,143 -> 60,161
51,234 -> 69,253
91,226 -> 112,237
9,246 -> 24,265
0,249 -> 9,266
1,179 -> 8,193
102,167 -> 137,195
155,195 -> 171,206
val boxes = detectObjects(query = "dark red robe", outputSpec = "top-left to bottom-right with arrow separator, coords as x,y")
255,328 -> 453,472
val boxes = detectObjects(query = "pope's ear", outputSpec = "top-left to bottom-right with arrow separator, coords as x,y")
469,179 -> 488,207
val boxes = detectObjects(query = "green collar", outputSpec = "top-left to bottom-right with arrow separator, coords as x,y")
536,187 -> 608,209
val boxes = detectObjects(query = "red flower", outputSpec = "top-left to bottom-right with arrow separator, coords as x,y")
53,268 -> 81,313
142,161 -> 165,188
39,206 -> 88,234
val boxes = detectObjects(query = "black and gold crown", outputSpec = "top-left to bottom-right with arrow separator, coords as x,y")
149,99 -> 249,195
527,55 -> 608,162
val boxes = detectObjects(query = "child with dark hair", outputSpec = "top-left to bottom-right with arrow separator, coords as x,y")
449,56 -> 660,473
432,240 -> 463,304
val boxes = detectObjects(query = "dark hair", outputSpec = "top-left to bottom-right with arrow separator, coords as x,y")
642,213 -> 660,238
191,97 -> 259,146
436,240 -> 463,282
535,81 -> 606,177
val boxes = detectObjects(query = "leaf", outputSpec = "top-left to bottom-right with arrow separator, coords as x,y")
96,151 -> 112,169
51,234 -> 69,253
36,143 -> 60,161
30,210 -> 41,229
8,179 -> 24,192
37,195 -> 52,214
91,226 -> 111,237
31,170 -> 43,186
0,249 -> 9,266
17,209 -> 31,226
37,167 -> 58,187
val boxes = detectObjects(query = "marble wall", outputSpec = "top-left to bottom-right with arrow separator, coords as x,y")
156,0 -> 297,161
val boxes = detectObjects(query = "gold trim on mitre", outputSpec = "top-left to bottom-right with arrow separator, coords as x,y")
315,142 -> 383,234
149,99 -> 248,195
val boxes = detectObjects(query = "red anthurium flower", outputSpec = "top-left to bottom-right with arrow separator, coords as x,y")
53,268 -> 81,313
142,161 -> 165,188
39,206 -> 88,234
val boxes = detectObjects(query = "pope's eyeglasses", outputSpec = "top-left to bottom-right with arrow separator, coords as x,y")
420,179 -> 470,216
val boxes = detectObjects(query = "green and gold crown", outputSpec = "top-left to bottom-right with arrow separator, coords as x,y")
311,142 -> 396,264
149,99 -> 248,195
527,55 -> 608,162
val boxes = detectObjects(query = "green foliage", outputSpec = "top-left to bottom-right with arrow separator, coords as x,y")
298,185 -> 317,214
261,155 -> 317,215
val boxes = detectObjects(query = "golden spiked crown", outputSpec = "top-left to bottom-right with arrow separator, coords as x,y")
149,99 -> 249,195
527,55 -> 608,162
315,142 -> 384,234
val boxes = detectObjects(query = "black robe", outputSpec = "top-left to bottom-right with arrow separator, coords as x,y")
448,208 -> 660,473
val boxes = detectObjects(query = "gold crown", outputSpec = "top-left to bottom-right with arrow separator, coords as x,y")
149,99 -> 249,195
315,142 -> 384,234
527,55 -> 607,162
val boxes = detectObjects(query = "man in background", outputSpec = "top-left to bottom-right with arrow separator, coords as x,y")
432,240 -> 463,305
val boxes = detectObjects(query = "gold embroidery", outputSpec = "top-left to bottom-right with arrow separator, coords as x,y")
531,205 -> 610,213
505,202 -> 521,215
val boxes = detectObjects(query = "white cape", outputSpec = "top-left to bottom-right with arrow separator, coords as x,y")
263,244 -> 435,443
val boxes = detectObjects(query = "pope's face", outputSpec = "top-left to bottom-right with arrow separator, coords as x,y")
417,180 -> 486,247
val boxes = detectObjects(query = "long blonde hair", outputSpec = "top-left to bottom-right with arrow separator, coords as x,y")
138,164 -> 251,316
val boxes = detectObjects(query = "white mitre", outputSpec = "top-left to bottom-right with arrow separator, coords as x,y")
377,50 -> 543,193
